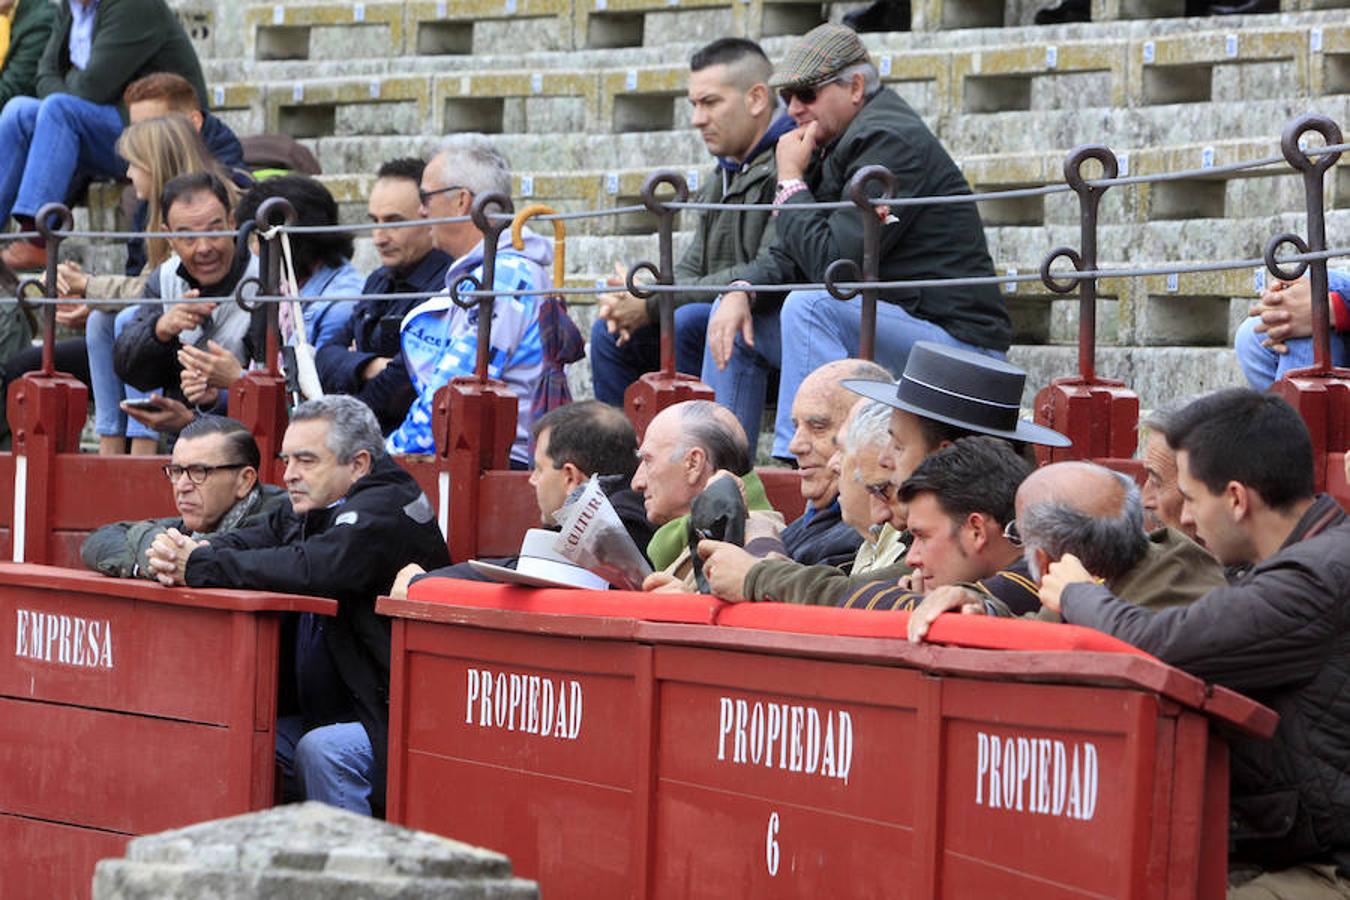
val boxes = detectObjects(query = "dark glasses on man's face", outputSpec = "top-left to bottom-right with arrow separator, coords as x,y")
779,85 -> 821,106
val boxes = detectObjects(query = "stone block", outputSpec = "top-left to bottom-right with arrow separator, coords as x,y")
432,71 -> 599,135
92,803 -> 538,900
1129,28 -> 1311,107
953,41 -> 1128,115
245,2 -> 407,61
912,0 -> 1005,30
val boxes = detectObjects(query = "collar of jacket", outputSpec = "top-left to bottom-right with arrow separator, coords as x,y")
383,247 -> 452,294
1280,493 -> 1346,550
175,247 -> 253,297
646,471 -> 774,570
715,108 -> 797,174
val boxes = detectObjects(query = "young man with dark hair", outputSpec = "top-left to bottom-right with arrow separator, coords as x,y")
80,416 -> 287,578
314,157 -> 451,434
1036,389 -> 1350,896
0,0 -> 210,271
838,436 -> 1037,612
589,36 -> 794,404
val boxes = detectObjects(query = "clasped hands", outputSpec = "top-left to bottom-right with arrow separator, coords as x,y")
145,528 -> 209,587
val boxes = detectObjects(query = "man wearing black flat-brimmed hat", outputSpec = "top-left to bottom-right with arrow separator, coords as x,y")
700,22 -> 1010,465
698,342 -> 1068,607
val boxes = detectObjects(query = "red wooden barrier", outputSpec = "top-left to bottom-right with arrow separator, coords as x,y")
381,581 -> 1276,899
0,564 -> 335,900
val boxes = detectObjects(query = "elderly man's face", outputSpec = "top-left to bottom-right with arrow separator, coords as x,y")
836,443 -> 886,538
418,151 -> 473,254
279,419 -> 367,515
631,414 -> 702,526
787,378 -> 845,509
166,433 -> 255,534
783,74 -> 863,146
875,409 -> 934,530
1142,431 -> 1190,537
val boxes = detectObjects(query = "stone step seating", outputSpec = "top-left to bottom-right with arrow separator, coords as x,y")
237,0 -> 1350,61
206,20 -> 1350,149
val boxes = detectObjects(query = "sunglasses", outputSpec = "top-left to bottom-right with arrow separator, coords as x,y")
418,184 -> 470,206
779,84 -> 824,105
864,480 -> 895,502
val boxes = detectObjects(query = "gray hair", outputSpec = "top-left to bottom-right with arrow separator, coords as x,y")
836,61 -> 881,98
290,396 -> 386,464
1140,399 -> 1186,439
436,133 -> 511,199
676,400 -> 751,475
1019,469 -> 1148,582
845,400 -> 891,456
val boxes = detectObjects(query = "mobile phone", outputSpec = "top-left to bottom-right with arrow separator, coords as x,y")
122,398 -> 165,412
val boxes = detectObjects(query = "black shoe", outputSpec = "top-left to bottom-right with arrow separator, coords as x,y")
842,0 -> 911,33
1204,0 -> 1277,14
1034,0 -> 1090,24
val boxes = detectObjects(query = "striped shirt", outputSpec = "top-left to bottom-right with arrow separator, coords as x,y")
838,554 -> 1041,615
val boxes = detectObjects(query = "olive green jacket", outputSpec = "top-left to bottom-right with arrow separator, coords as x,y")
743,524 -> 910,605
0,0 -> 56,109
36,0 -> 207,114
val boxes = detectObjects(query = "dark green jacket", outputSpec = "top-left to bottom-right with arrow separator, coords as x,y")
740,89 -> 1011,352
0,0 -> 57,109
649,114 -> 792,322
36,0 -> 206,114
80,484 -> 289,579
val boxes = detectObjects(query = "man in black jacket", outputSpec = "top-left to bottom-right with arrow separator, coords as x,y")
315,157 -> 451,434
393,400 -> 655,595
146,396 -> 451,816
702,23 -> 1010,459
1038,389 -> 1350,895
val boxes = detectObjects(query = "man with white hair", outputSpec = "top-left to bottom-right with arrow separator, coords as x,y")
386,133 -> 551,467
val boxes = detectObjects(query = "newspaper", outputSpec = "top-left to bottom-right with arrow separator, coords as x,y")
552,476 -> 652,591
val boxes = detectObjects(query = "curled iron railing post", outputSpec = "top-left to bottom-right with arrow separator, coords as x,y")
824,165 -> 896,362
625,170 -> 689,376
450,191 -> 514,382
1040,146 -> 1118,384
14,203 -> 74,376
1264,114 -> 1344,374
234,197 -> 297,375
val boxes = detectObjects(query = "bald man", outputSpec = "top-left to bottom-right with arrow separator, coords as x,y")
780,358 -> 893,567
634,400 -> 785,592
907,460 -> 1225,640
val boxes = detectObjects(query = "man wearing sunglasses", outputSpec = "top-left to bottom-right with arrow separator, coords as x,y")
703,23 -> 1010,462
80,415 -> 286,579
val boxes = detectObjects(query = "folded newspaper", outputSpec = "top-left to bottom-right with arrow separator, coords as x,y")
552,476 -> 652,591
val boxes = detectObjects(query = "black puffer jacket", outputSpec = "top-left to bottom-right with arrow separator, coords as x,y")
1061,494 -> 1350,872
183,457 -> 451,810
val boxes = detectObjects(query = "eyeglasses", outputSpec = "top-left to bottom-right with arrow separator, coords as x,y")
163,463 -> 245,484
1002,519 -> 1022,546
418,184 -> 470,206
864,480 -> 895,502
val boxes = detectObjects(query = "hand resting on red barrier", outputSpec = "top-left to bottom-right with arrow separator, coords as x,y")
146,527 -> 209,586
905,584 -> 986,642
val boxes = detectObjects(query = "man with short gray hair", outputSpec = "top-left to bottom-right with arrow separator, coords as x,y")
387,133 -> 552,466
146,395 -> 451,818
703,22 -> 1010,458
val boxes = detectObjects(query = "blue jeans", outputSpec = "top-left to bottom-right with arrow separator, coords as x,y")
275,715 -> 374,816
0,94 -> 125,223
589,302 -> 710,406
86,306 -> 155,438
1234,314 -> 1350,392
704,290 -> 1002,457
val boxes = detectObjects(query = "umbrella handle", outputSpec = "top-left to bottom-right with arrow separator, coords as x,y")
511,203 -> 565,293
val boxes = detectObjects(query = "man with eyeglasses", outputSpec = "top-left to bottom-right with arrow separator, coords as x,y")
702,23 -> 1010,462
80,415 -> 286,579
386,133 -> 551,468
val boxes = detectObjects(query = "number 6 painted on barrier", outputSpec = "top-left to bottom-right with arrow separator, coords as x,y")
766,811 -> 780,877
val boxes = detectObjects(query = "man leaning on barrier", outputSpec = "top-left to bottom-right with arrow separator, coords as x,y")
1025,389 -> 1350,898
702,23 -> 1011,459
636,400 -> 786,592
390,400 -> 656,597
80,416 -> 286,579
145,396 -> 451,817
589,37 -> 794,404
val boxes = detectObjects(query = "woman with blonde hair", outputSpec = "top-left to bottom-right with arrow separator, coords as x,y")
72,114 -> 241,454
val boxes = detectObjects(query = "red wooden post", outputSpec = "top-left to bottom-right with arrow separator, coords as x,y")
624,372 -> 715,442
229,373 -> 290,486
433,378 -> 518,562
